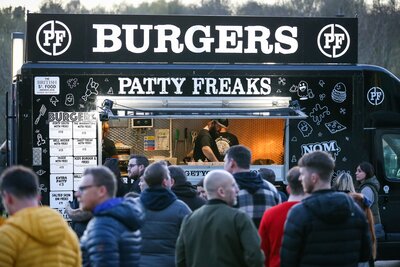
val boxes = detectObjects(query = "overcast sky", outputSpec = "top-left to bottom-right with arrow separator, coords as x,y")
0,0 -> 258,12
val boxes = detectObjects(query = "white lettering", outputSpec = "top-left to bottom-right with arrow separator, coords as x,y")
92,24 -> 122,52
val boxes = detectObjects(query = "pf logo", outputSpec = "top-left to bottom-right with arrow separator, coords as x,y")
36,20 -> 71,56
317,24 -> 350,58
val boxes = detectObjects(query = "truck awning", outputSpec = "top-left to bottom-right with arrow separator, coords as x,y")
97,96 -> 307,120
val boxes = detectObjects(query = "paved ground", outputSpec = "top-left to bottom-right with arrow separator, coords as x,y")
375,261 -> 400,266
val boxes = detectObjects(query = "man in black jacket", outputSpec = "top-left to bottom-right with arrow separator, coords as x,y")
169,165 -> 206,211
77,166 -> 143,266
280,151 -> 372,267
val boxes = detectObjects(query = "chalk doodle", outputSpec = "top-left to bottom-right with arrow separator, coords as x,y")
37,133 -> 46,146
50,96 -> 59,106
291,136 -> 297,142
301,140 -> 341,159
342,157 -> 347,162
36,169 -> 46,176
276,89 -> 282,94
39,184 -> 48,192
340,108 -> 346,115
289,80 -> 315,100
65,93 -> 74,106
107,87 -> 114,94
309,104 -> 330,125
67,78 -> 79,89
278,77 -> 286,85
333,170 -> 350,179
318,132 -> 323,137
319,94 -> 326,101
331,82 -> 347,103
32,147 -> 42,166
297,120 -> 313,137
319,80 -> 325,87
291,155 -> 297,163
324,120 -> 347,134
82,77 -> 99,101
34,104 -> 47,125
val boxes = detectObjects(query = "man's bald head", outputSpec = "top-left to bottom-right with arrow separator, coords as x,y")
204,170 -> 238,206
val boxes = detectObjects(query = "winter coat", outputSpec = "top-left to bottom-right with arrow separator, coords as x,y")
172,182 -> 206,211
359,176 -> 381,224
0,206 -> 81,267
281,190 -> 372,267
176,199 -> 264,267
137,187 -> 191,267
81,197 -> 143,267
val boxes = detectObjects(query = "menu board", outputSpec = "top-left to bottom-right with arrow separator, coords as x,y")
48,112 -> 98,218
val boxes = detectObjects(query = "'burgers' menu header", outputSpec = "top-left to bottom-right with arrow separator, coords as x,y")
27,14 -> 357,64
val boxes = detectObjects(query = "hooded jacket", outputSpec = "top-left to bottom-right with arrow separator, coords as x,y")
172,182 -> 206,211
137,187 -> 191,267
281,190 -> 372,267
80,197 -> 143,267
0,206 -> 81,267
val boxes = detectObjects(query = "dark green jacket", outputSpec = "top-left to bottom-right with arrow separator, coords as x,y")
360,176 -> 381,224
176,199 -> 264,267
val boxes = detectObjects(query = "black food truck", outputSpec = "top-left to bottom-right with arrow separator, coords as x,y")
8,14 -> 400,259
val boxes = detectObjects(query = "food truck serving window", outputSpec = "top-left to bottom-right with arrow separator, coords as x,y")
97,96 -> 307,120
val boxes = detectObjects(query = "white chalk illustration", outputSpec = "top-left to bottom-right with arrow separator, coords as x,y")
318,132 -> 323,137
32,147 -> 42,166
278,77 -> 286,85
310,104 -> 330,125
34,105 -> 47,125
50,96 -> 59,106
82,77 -> 99,101
276,89 -> 282,94
325,120 -> 347,134
290,80 -> 315,100
36,169 -> 46,176
291,136 -> 297,142
331,82 -> 347,103
37,133 -> 46,146
319,80 -> 325,87
342,157 -> 348,162
39,184 -> 48,193
107,87 -> 114,94
65,93 -> 74,106
67,78 -> 79,89
297,120 -> 313,137
340,108 -> 346,115
319,94 -> 326,101
345,136 -> 350,141
291,155 -> 297,163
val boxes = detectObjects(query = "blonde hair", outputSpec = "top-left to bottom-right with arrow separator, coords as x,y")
335,173 -> 356,193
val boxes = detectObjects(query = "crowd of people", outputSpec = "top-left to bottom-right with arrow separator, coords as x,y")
0,144 -> 381,267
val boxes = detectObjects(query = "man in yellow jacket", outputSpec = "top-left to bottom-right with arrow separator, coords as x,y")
0,166 -> 81,267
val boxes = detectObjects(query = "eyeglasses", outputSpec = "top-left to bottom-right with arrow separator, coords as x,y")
78,185 -> 97,193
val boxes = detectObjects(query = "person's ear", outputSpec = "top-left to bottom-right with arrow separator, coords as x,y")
2,192 -> 13,206
170,178 -> 175,187
98,185 -> 108,197
217,186 -> 225,197
286,185 -> 291,195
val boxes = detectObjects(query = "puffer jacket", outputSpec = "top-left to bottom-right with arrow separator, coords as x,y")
137,187 -> 192,267
81,197 -> 143,267
281,190 -> 372,267
0,206 -> 81,267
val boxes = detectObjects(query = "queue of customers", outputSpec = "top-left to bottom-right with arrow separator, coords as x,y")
0,145 -> 380,267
